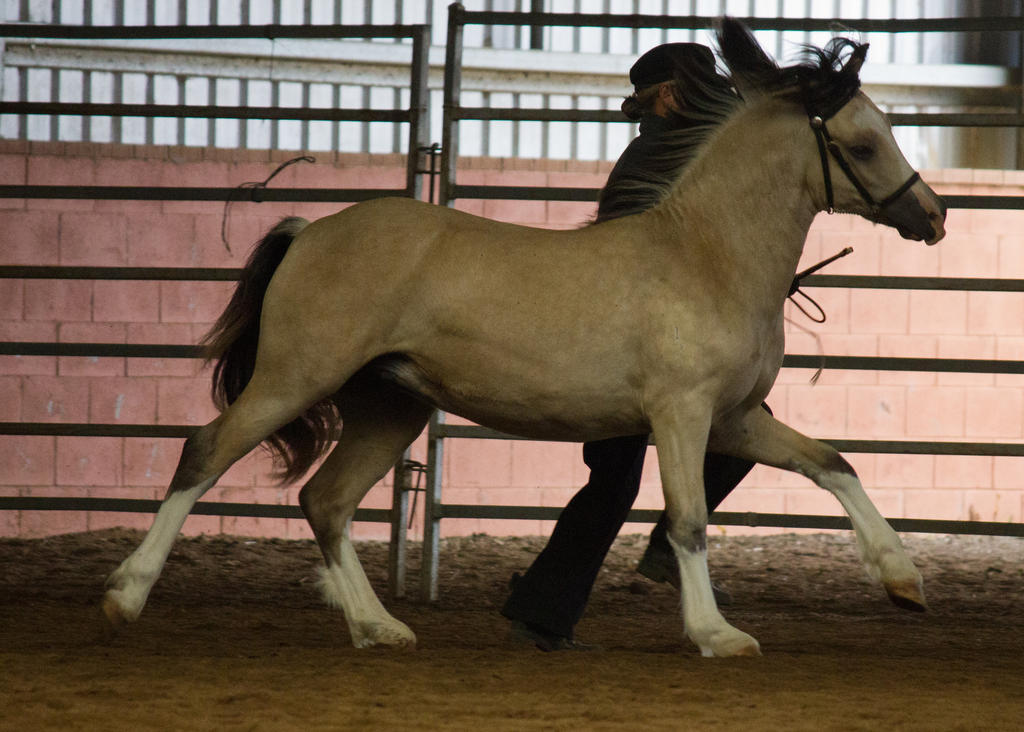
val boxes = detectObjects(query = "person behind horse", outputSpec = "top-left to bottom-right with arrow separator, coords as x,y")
502,42 -> 766,651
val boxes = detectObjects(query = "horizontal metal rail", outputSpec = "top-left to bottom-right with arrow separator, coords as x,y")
4,343 -> 1024,376
436,504 -> 1024,537
0,185 -> 408,201
0,496 -> 388,523
4,268 -> 1024,293
457,10 -> 1024,34
0,266 -> 243,280
0,22 -> 425,40
453,108 -> 1024,128
0,422 -> 197,438
0,102 -> 409,123
447,186 -> 1023,211
430,423 -> 1024,456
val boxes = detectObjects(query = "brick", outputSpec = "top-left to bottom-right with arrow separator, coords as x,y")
23,280 -> 93,321
786,384 -> 847,437
509,440 -> 578,488
218,485 -> 290,538
445,439 -> 513,488
0,435 -> 55,485
95,157 -> 162,187
966,291 -> 1024,337
964,387 -> 1023,438
964,489 -> 1021,523
19,487 -> 90,537
880,238 -> 940,277
58,212 -> 128,265
849,290 -> 908,334
159,281 -> 233,323
0,280 -> 23,320
903,488 -> 963,520
56,436 -> 123,486
908,290 -> 968,335
847,385 -> 906,437
125,213 -> 200,267
22,375 -> 89,422
938,232 -> 999,278
157,377 -> 217,425
996,234 -> 1024,278
874,453 -> 934,489
936,334 -> 997,387
783,487 -> 844,516
27,153 -> 96,185
933,454 -> 993,491
89,376 -> 159,424
56,321 -> 128,377
0,376 -> 21,420
906,386 -> 964,437
93,280 -> 160,322
123,437 -> 184,487
126,322 -> 202,378
0,212 -> 60,264
85,485 -> 161,532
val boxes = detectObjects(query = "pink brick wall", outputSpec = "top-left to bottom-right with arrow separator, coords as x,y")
2,141 -> 1022,541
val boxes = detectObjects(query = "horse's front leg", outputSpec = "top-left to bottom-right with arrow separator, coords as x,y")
714,407 -> 925,611
650,406 -> 762,657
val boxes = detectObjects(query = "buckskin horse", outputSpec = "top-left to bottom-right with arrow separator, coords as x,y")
102,19 -> 946,657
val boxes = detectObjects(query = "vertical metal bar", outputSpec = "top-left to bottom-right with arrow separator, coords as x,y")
301,81 -> 310,152
420,410 -> 445,602
331,82 -> 340,153
240,78 -> 249,149
145,71 -> 154,146
360,85 -> 370,153
530,0 -> 543,49
112,71 -> 122,143
388,449 -> 412,599
407,24 -> 431,199
49,67 -> 58,141
440,2 -> 465,207
176,75 -> 186,145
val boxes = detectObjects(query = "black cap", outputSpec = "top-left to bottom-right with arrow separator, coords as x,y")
629,43 -> 717,90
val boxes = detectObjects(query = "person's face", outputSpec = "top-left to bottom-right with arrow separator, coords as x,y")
654,81 -> 683,117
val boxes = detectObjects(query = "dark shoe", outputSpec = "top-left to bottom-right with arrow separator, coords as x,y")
636,543 -> 732,605
507,621 -> 602,652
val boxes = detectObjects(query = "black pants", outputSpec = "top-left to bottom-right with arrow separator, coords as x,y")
501,432 -> 757,639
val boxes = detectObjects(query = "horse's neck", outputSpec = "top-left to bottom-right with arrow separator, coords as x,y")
651,103 -> 818,304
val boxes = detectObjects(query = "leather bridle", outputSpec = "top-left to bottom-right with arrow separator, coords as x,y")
804,93 -> 920,217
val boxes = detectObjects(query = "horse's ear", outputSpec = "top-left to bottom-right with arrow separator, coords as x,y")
715,17 -> 778,98
844,42 -> 869,77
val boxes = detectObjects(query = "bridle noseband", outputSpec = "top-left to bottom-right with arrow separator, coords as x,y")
805,96 -> 920,217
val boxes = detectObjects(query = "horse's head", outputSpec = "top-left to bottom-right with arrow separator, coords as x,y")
717,18 -> 947,245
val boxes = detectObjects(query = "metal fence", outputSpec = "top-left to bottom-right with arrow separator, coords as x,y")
0,19 -> 431,598
416,5 -> 1024,601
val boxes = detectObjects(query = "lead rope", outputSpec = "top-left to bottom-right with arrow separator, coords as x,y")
786,246 -> 854,384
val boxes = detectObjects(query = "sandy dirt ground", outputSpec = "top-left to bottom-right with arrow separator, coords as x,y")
1,529 -> 1022,731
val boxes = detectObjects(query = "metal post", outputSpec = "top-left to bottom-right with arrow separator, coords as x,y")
388,448 -> 412,598
419,410 -> 445,601
406,24 -> 431,199
440,3 -> 464,207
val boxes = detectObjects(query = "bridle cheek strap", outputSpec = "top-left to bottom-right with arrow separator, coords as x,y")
808,113 -> 920,217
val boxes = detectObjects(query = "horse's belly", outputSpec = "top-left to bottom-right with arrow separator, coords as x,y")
374,354 -> 646,442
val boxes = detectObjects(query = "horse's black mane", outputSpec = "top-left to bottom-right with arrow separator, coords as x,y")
594,18 -> 867,221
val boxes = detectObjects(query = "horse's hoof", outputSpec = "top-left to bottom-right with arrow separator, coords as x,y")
697,628 -> 762,658
351,621 -> 417,650
99,594 -> 129,641
885,581 -> 927,612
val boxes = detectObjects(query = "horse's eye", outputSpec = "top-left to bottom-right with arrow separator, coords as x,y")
849,144 -> 875,161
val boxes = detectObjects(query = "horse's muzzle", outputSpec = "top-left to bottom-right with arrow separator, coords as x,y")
879,184 -> 947,246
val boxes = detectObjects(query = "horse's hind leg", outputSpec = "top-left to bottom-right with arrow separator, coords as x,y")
299,375 -> 432,649
714,407 -> 925,611
102,374 -> 332,635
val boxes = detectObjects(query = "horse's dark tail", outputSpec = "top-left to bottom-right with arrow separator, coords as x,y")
201,216 -> 341,483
